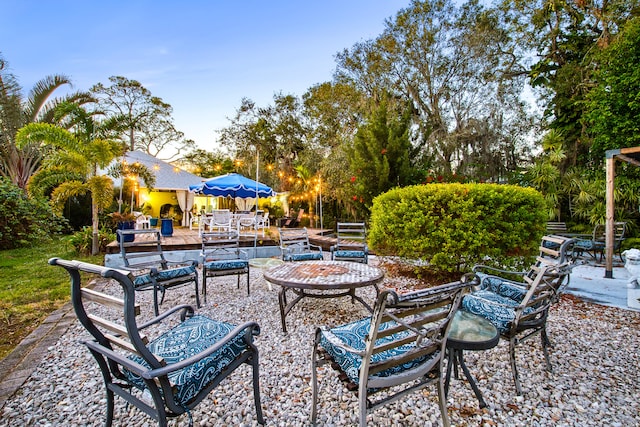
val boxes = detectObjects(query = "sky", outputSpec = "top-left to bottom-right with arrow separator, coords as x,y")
2,1 -> 412,153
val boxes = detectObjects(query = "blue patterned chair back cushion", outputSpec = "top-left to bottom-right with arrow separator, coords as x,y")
124,315 -> 249,405
461,290 -> 534,334
476,273 -> 528,302
132,264 -> 197,287
319,317 -> 434,387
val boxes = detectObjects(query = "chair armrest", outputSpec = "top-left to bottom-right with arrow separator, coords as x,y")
309,244 -> 323,253
137,304 -> 195,330
164,259 -> 199,268
83,339 -> 153,376
143,321 -> 261,379
318,327 -> 366,357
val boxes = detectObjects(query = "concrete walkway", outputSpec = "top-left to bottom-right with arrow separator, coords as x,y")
0,261 -> 637,411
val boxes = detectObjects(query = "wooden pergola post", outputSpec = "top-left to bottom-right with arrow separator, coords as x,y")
604,147 -> 640,278
605,153 -> 616,278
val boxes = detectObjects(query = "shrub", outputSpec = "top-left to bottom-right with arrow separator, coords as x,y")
0,178 -> 70,250
68,226 -> 115,255
369,183 -> 547,272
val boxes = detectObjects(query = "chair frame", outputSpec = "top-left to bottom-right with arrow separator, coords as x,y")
311,282 -> 466,427
464,261 -> 569,395
330,222 -> 369,264
472,234 -> 577,299
117,228 -> 199,316
278,227 -> 323,261
201,231 -> 250,298
283,208 -> 304,228
49,257 -> 264,427
574,222 -> 626,262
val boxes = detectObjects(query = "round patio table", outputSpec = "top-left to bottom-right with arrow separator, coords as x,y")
445,309 -> 500,408
263,260 -> 384,333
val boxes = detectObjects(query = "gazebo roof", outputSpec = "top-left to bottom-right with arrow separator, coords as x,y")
119,151 -> 203,191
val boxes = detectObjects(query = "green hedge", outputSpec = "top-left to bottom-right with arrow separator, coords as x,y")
369,183 -> 547,272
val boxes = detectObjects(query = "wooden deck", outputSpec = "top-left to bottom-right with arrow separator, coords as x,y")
105,226 -> 336,254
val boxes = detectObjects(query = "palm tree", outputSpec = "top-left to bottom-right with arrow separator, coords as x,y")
15,107 -> 124,255
0,53 -> 91,189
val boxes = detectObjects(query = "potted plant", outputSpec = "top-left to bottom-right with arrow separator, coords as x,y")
142,203 -> 158,227
110,212 -> 137,242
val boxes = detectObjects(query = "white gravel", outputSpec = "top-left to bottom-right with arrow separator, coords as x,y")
1,256 -> 640,426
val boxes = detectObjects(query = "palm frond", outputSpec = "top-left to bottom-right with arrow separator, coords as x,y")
50,180 -> 87,214
25,75 -> 73,122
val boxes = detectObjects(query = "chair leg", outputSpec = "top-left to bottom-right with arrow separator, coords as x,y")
310,330 -> 320,425
358,388 -> 367,427
105,387 -> 114,427
251,351 -> 265,425
202,271 -> 207,303
193,276 -> 201,309
509,337 -> 522,395
437,370 -> 451,427
541,327 -> 552,371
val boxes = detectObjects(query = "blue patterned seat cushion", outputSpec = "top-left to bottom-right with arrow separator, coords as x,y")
319,317 -> 434,387
461,290 -> 533,334
334,250 -> 366,259
475,273 -> 527,302
124,315 -> 249,406
133,265 -> 196,287
286,252 -> 323,261
204,259 -> 248,271
574,239 -> 603,251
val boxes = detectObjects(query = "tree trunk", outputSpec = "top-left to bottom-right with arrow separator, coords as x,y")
91,200 -> 99,255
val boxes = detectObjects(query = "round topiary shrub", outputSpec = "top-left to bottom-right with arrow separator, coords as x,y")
369,183 -> 547,272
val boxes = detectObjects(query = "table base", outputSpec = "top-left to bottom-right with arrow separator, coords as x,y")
445,348 -> 488,408
278,286 -> 374,333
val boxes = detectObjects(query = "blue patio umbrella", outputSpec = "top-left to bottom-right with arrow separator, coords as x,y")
189,173 -> 275,198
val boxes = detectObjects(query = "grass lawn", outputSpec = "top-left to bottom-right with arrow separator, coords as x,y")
0,235 -> 102,360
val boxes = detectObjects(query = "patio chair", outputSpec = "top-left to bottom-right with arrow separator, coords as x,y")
135,214 -> 151,230
278,227 -> 323,261
574,222 -> 626,262
473,234 -> 576,299
117,229 -> 199,316
311,281 -> 466,427
330,222 -> 369,264
49,258 -> 264,427
255,211 -> 270,237
283,208 -> 304,228
201,231 -> 250,298
461,262 -> 568,395
210,209 -> 233,233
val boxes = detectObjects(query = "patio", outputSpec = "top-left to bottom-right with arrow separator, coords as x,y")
0,255 -> 639,426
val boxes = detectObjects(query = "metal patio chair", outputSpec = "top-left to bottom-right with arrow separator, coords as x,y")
311,282 -> 465,426
330,222 -> 369,264
278,227 -> 323,261
201,231 -> 250,297
117,228 -> 199,316
50,258 -> 264,427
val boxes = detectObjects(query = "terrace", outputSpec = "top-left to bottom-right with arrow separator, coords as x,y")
1,234 -> 638,425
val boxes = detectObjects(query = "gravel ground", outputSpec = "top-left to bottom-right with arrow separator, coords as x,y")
1,256 -> 640,426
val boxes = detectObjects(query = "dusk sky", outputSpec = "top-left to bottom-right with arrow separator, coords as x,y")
2,1 -> 411,153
